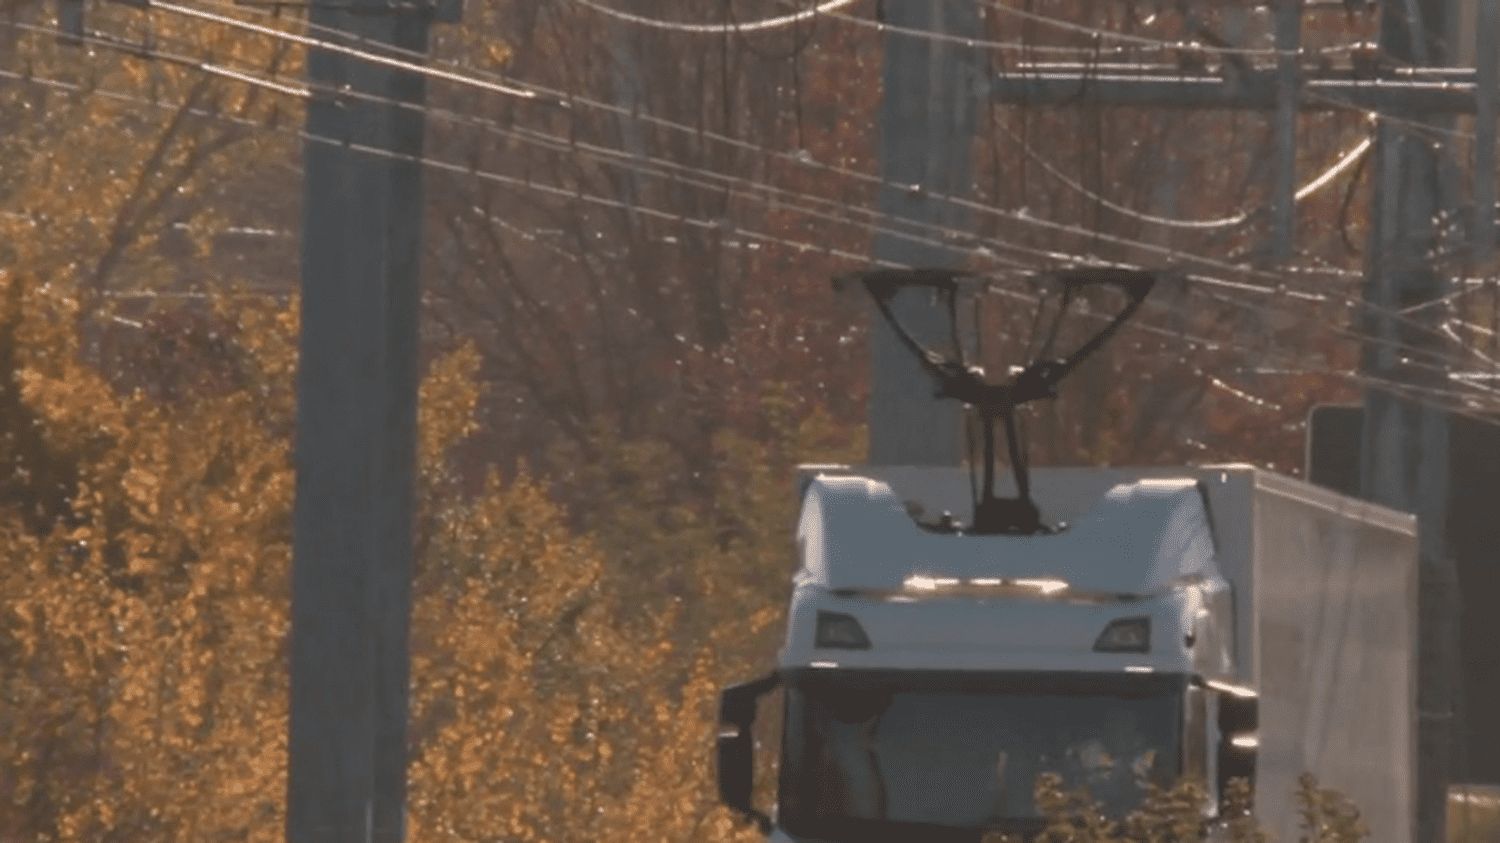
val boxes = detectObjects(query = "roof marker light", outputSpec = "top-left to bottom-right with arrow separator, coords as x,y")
902,575 -> 1072,596
906,575 -> 940,591
1013,577 -> 1069,595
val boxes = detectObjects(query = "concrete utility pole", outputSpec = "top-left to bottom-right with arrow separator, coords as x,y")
1356,4 -> 1456,840
1474,0 -> 1497,266
868,0 -> 980,466
1271,0 -> 1301,262
286,0 -> 454,837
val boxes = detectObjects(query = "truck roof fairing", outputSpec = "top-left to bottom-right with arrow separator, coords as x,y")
795,474 -> 1219,597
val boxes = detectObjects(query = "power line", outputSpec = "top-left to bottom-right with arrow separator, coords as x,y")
70,4 -> 1335,285
996,119 -> 1374,231
979,1 -> 1282,58
20,18 -> 1054,274
15,6 -> 1494,379
980,283 -> 1500,424
10,17 -> 1492,385
5,62 -> 1495,424
161,0 -> 1435,293
565,0 -> 861,35
958,2 -> 1486,145
150,0 -> 541,100
796,0 -> 1367,59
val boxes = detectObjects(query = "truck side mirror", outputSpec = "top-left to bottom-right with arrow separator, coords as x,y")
1216,691 -> 1259,801
717,673 -> 779,834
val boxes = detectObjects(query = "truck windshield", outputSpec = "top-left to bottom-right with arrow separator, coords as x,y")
779,671 -> 1183,839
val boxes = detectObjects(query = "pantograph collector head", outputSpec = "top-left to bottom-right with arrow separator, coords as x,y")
834,266 -> 1159,536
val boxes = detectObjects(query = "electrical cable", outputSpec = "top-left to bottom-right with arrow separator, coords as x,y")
846,0 -> 1486,146
7,60 -> 1495,423
563,0 -> 860,36
167,0 -> 1428,291
973,0 -> 1364,59
78,4 -> 1335,288
150,0 -> 542,100
13,18 -> 1491,388
105,22 -> 1500,379
996,114 -> 1373,231
11,17 -> 1495,386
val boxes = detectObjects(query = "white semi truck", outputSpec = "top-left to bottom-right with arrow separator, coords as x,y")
715,269 -> 1420,841
716,463 -> 1417,841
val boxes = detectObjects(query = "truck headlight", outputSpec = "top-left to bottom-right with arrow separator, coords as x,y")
815,611 -> 871,649
1094,616 -> 1151,652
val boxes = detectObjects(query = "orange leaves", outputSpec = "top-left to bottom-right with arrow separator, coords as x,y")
417,342 -> 484,492
0,269 -> 808,842
0,276 -> 297,840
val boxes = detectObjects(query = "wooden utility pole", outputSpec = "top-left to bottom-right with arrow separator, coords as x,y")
867,0 -> 980,466
286,0 -> 454,838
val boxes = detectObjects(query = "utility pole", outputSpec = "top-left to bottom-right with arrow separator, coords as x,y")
287,0 -> 455,838
1271,0 -> 1301,262
1356,4 -> 1456,841
1474,0 -> 1497,266
991,2 -> 1483,838
868,0 -> 980,466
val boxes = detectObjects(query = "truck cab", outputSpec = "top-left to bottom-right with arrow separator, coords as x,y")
718,466 -> 1261,842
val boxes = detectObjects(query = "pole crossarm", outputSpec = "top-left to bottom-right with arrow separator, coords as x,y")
993,68 -> 1486,114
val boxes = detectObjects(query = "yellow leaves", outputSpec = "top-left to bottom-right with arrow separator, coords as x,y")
482,41 -> 514,68
418,341 -> 483,473
120,463 -> 162,519
0,275 -> 810,842
0,282 -> 298,840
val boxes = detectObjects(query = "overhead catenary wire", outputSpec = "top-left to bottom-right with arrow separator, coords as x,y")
10,15 -> 1491,386
978,281 -> 1500,424
4,15 -> 1263,281
79,2 -> 1339,282
564,0 -> 862,35
876,0 -> 1365,59
4,21 -> 1053,274
150,0 -> 541,100
178,0 -> 1392,273
18,0 -> 1499,373
55,10 -> 1500,374
3,61 -> 1496,424
819,0 -> 1488,146
76,16 -> 1487,379
996,118 -> 1374,231
23,9 -> 1500,435
137,1 -> 1387,296
785,0 -> 1366,60
161,0 -> 1454,296
0,61 -> 919,268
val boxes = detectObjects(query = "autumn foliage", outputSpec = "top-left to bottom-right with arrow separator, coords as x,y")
0,0 -> 1481,839
0,273 -> 814,840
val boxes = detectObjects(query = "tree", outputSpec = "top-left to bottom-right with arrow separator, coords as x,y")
0,274 -> 792,841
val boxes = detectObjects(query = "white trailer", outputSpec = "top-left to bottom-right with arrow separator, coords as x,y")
717,464 -> 1417,842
